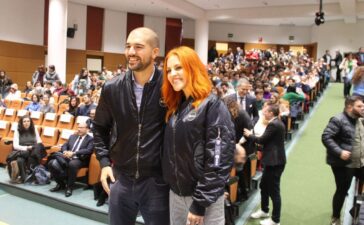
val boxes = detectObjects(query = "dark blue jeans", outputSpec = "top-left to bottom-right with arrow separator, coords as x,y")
109,173 -> 170,225
260,165 -> 285,223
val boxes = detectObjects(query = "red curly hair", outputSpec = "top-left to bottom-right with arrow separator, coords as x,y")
162,46 -> 212,121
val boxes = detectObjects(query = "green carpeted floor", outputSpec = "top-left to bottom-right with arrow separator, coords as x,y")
245,83 -> 345,225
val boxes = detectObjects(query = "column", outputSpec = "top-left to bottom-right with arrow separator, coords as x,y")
194,18 -> 209,65
48,0 -> 68,83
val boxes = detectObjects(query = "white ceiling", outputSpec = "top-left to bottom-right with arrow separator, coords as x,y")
70,0 -> 364,26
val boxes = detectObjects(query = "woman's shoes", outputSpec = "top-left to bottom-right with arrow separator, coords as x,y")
10,160 -> 19,183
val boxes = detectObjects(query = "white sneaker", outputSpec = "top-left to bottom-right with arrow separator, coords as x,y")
251,209 -> 270,219
260,218 -> 280,225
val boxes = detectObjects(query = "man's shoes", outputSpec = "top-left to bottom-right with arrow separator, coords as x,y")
65,187 -> 73,197
251,209 -> 270,219
50,183 -> 65,192
330,217 -> 340,225
260,218 -> 280,225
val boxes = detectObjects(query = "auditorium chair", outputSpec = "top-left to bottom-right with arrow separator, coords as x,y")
58,95 -> 69,104
0,107 -> 5,120
0,120 -> 10,140
0,122 -> 17,164
40,126 -> 59,149
73,116 -> 90,129
30,111 -> 44,126
57,103 -> 69,115
10,99 -> 23,110
52,95 -> 59,104
20,93 -> 26,99
22,100 -> 32,109
3,108 -> 17,122
56,114 -> 75,130
4,99 -> 11,108
41,113 -> 58,127
16,109 -> 29,121
48,128 -> 75,154
87,153 -> 101,185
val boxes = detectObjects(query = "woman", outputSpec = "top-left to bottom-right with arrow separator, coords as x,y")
24,81 -> 33,94
340,52 -> 358,97
65,96 -> 79,117
71,68 -> 91,95
8,115 -> 43,183
162,46 -> 235,225
0,69 -> 13,98
348,66 -> 364,99
5,83 -> 22,101
25,94 -> 41,112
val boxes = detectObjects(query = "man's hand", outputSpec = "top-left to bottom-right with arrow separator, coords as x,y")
187,212 -> 204,225
224,192 -> 229,200
100,166 -> 115,195
340,150 -> 351,161
243,128 -> 252,137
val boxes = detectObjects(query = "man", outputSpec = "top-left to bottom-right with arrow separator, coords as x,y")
53,80 -> 65,96
93,27 -> 169,225
244,104 -> 286,225
322,50 -> 332,70
78,94 -> 97,116
334,51 -> 343,82
39,93 -> 55,114
225,78 -> 259,122
48,122 -> 93,197
322,96 -> 364,225
87,108 -> 96,131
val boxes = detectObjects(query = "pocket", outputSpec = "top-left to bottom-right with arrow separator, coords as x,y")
152,176 -> 169,187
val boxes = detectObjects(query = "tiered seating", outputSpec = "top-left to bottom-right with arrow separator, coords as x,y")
42,113 -> 58,127
57,114 -> 75,130
30,111 -> 44,125
0,122 -> 17,164
73,116 -> 89,129
3,108 -> 17,122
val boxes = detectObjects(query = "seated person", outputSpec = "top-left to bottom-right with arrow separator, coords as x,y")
39,93 -> 55,114
8,115 -> 43,184
5,83 -> 22,101
48,122 -> 93,197
86,108 -> 96,131
25,94 -> 41,112
78,94 -> 97,116
64,96 -> 80,117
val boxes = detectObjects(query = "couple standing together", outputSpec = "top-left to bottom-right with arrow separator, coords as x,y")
93,27 -> 235,225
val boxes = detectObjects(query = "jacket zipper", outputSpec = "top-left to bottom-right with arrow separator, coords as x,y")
172,115 -> 182,195
134,79 -> 150,179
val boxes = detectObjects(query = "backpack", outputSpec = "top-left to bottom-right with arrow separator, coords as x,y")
25,165 -> 51,185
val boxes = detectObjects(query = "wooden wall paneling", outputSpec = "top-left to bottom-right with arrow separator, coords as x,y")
86,6 -> 104,51
66,49 -> 86,83
0,40 -> 45,86
103,53 -> 127,73
181,38 -> 195,50
126,13 -> 144,38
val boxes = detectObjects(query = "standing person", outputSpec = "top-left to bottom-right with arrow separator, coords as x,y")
225,79 -> 259,122
244,104 -> 286,225
334,51 -> 343,82
44,65 -> 60,82
0,70 -> 13,98
322,96 -> 364,225
93,27 -> 169,225
162,46 -> 235,225
32,65 -> 46,86
340,53 -> 358,97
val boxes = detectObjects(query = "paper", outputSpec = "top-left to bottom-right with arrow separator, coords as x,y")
45,113 -> 56,121
43,127 -> 55,137
17,110 -> 27,117
76,116 -> 89,124
5,109 -> 14,116
0,121 -> 7,129
59,114 -> 72,123
11,122 -> 18,131
31,111 -> 41,119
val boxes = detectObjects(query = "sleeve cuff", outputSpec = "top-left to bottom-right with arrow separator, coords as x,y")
189,201 -> 206,216
100,157 -> 111,168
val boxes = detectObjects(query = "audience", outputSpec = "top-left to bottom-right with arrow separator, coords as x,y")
78,94 -> 96,116
25,94 -> 41,112
39,93 -> 55,114
0,69 -> 13,98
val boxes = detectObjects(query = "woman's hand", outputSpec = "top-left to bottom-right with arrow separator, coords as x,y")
187,212 -> 204,225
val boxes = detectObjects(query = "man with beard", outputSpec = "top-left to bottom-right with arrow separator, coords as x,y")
322,96 -> 364,225
93,27 -> 169,225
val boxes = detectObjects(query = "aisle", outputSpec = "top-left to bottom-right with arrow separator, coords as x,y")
245,83 -> 345,225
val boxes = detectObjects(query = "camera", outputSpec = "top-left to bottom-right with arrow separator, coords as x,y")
315,11 -> 325,26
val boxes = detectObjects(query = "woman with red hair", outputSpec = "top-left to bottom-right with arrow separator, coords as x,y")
162,46 -> 235,225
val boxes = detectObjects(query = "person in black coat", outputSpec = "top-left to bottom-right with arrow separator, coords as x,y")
224,79 -> 259,123
322,96 -> 364,225
244,104 -> 286,225
48,122 -> 93,197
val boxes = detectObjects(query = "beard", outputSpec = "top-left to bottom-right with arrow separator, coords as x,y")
352,108 -> 363,118
128,56 -> 152,72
